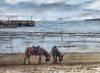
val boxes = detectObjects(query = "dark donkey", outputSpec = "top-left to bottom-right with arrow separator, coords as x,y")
24,46 -> 51,64
51,46 -> 65,64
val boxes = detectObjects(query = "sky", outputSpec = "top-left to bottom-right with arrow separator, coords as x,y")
0,0 -> 100,21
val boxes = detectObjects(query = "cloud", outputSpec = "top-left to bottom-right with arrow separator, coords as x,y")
66,16 -> 93,21
84,0 -> 100,10
5,0 -> 47,5
0,0 -> 99,21
0,7 -> 5,11
5,0 -> 94,5
6,2 -> 81,21
46,0 -> 68,4
5,0 -> 68,5
66,0 -> 93,5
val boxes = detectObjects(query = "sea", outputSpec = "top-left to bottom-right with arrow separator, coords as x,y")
0,21 -> 100,53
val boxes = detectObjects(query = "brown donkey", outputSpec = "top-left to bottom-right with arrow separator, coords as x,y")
51,46 -> 65,64
24,46 -> 51,64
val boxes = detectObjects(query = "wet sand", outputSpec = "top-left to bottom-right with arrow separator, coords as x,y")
0,53 -> 100,73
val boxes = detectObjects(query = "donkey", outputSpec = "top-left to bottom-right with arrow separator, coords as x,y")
51,46 -> 65,64
24,46 -> 51,64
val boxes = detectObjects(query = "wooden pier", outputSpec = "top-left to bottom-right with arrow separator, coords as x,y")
0,20 -> 35,28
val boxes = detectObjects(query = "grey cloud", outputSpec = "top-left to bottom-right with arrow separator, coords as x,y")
0,15 -> 18,17
9,2 -> 81,14
0,0 -> 99,20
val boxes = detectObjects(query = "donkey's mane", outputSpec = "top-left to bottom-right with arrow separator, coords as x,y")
52,47 -> 61,54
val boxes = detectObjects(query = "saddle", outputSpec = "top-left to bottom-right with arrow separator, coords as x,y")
30,46 -> 41,55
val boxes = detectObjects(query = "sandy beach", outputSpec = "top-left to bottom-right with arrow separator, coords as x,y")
0,53 -> 100,73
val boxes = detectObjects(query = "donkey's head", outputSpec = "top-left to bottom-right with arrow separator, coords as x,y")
46,57 -> 50,64
53,46 -> 57,49
46,53 -> 51,64
59,54 -> 65,64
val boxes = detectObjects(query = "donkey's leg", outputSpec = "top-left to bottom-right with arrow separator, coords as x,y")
40,55 -> 42,64
28,55 -> 31,64
53,55 -> 56,64
55,56 -> 57,64
38,55 -> 42,64
53,56 -> 55,64
38,56 -> 40,64
38,51 -> 43,64
24,55 -> 27,64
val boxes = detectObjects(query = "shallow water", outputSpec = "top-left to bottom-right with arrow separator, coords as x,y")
0,21 -> 100,53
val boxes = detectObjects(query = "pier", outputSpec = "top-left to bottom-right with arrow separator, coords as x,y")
0,20 -> 35,28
